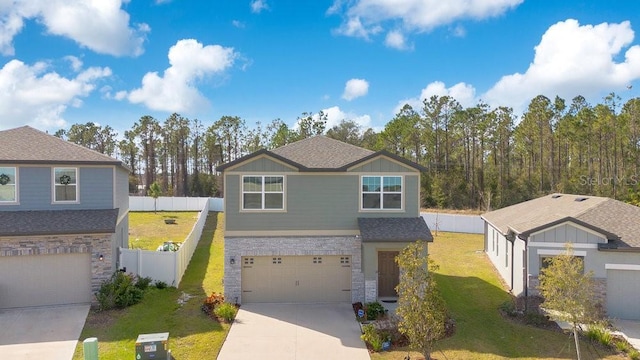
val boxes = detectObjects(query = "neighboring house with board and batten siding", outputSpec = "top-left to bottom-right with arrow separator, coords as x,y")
218,136 -> 433,304
0,126 -> 129,309
482,193 -> 640,320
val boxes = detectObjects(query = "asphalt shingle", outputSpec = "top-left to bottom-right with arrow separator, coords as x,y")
0,209 -> 119,236
358,217 -> 433,242
482,193 -> 640,247
0,126 -> 123,165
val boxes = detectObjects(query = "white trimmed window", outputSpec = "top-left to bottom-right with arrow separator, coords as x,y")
361,175 -> 402,210
54,167 -> 78,202
242,175 -> 284,210
0,166 -> 17,203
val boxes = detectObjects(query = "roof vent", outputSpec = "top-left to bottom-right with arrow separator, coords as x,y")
575,197 -> 588,202
551,194 -> 562,199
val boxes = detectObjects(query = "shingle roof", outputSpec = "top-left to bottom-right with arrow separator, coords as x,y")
270,136 -> 375,169
0,209 -> 119,236
217,135 -> 427,172
358,217 -> 433,242
481,193 -> 640,247
0,126 -> 123,165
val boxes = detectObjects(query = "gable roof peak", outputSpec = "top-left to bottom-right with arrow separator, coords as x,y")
0,125 -> 123,165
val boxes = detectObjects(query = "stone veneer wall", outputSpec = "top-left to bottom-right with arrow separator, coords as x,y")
0,234 -> 114,297
225,236 -> 364,304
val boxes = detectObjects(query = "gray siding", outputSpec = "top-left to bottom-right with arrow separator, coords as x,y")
529,223 -> 606,245
2,166 -> 115,211
225,173 -> 420,231
115,166 -> 130,217
348,158 -> 415,173
232,157 -> 297,172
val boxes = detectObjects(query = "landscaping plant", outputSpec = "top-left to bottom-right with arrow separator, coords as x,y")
538,243 -> 599,360
395,240 -> 447,360
214,303 -> 238,323
96,272 -> 146,311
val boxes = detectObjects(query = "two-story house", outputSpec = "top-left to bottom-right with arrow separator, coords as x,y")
218,136 -> 432,304
0,126 -> 129,309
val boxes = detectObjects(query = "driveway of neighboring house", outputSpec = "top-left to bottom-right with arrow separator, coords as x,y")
0,304 -> 89,360
613,319 -> 640,351
217,303 -> 370,360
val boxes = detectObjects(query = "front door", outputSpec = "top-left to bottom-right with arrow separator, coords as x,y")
378,251 -> 400,297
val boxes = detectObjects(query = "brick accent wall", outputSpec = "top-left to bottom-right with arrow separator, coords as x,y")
225,236 -> 363,304
0,233 -> 114,297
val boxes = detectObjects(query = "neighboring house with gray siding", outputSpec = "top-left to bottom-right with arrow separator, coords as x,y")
482,193 -> 640,320
218,136 -> 433,304
0,126 -> 129,309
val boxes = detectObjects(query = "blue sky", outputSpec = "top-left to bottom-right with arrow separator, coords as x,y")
1,0 -> 640,136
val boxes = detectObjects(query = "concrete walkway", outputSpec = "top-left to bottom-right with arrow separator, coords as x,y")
0,304 -> 89,360
217,303 -> 370,360
613,319 -> 640,351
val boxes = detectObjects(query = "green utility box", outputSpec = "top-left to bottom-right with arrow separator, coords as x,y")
135,332 -> 169,360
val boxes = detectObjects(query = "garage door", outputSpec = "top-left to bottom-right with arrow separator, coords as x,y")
241,255 -> 351,303
0,253 -> 92,309
607,269 -> 640,320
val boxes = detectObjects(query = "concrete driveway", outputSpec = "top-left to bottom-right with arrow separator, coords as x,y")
0,305 -> 89,360
217,303 -> 370,360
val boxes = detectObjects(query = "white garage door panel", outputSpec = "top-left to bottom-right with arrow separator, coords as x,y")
242,256 -> 351,303
0,253 -> 92,309
607,269 -> 640,320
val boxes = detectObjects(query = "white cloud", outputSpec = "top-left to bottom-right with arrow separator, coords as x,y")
342,78 -> 369,101
232,20 -> 246,28
64,56 -> 83,72
0,59 -> 111,130
125,39 -> 237,113
330,0 -> 522,46
0,0 -> 149,57
250,0 -> 269,14
385,30 -> 412,50
483,19 -> 640,114
396,81 -> 476,113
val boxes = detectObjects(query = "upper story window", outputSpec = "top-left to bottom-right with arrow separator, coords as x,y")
0,167 -> 17,203
361,175 -> 402,210
54,167 -> 78,203
242,175 -> 284,210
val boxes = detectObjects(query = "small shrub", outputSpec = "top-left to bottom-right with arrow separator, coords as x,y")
499,300 -> 517,317
524,312 -> 548,326
154,281 -> 168,289
96,272 -> 145,311
135,276 -> 153,290
214,303 -> 238,323
586,323 -> 613,347
361,324 -> 385,352
614,340 -> 630,352
630,349 -> 640,360
201,292 -> 225,316
365,301 -> 386,320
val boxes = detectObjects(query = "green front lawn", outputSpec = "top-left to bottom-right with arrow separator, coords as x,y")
128,211 -> 199,250
373,232 -> 624,360
73,212 -> 228,359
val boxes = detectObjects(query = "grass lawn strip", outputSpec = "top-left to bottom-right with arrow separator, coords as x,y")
128,211 -> 199,250
72,212 -> 228,359
372,232 -> 624,360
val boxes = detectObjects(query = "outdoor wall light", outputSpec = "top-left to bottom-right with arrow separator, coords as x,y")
98,254 -> 104,261
230,257 -> 236,265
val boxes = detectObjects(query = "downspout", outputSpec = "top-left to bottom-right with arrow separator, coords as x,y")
523,235 -> 528,313
510,237 -> 515,292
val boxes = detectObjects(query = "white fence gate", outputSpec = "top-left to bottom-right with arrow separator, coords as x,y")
120,198 -> 213,287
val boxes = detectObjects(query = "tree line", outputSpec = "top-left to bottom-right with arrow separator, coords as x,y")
54,93 -> 640,210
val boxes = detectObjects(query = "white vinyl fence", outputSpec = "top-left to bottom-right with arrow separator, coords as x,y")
129,196 -> 223,212
120,198 -> 213,287
421,212 -> 484,234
